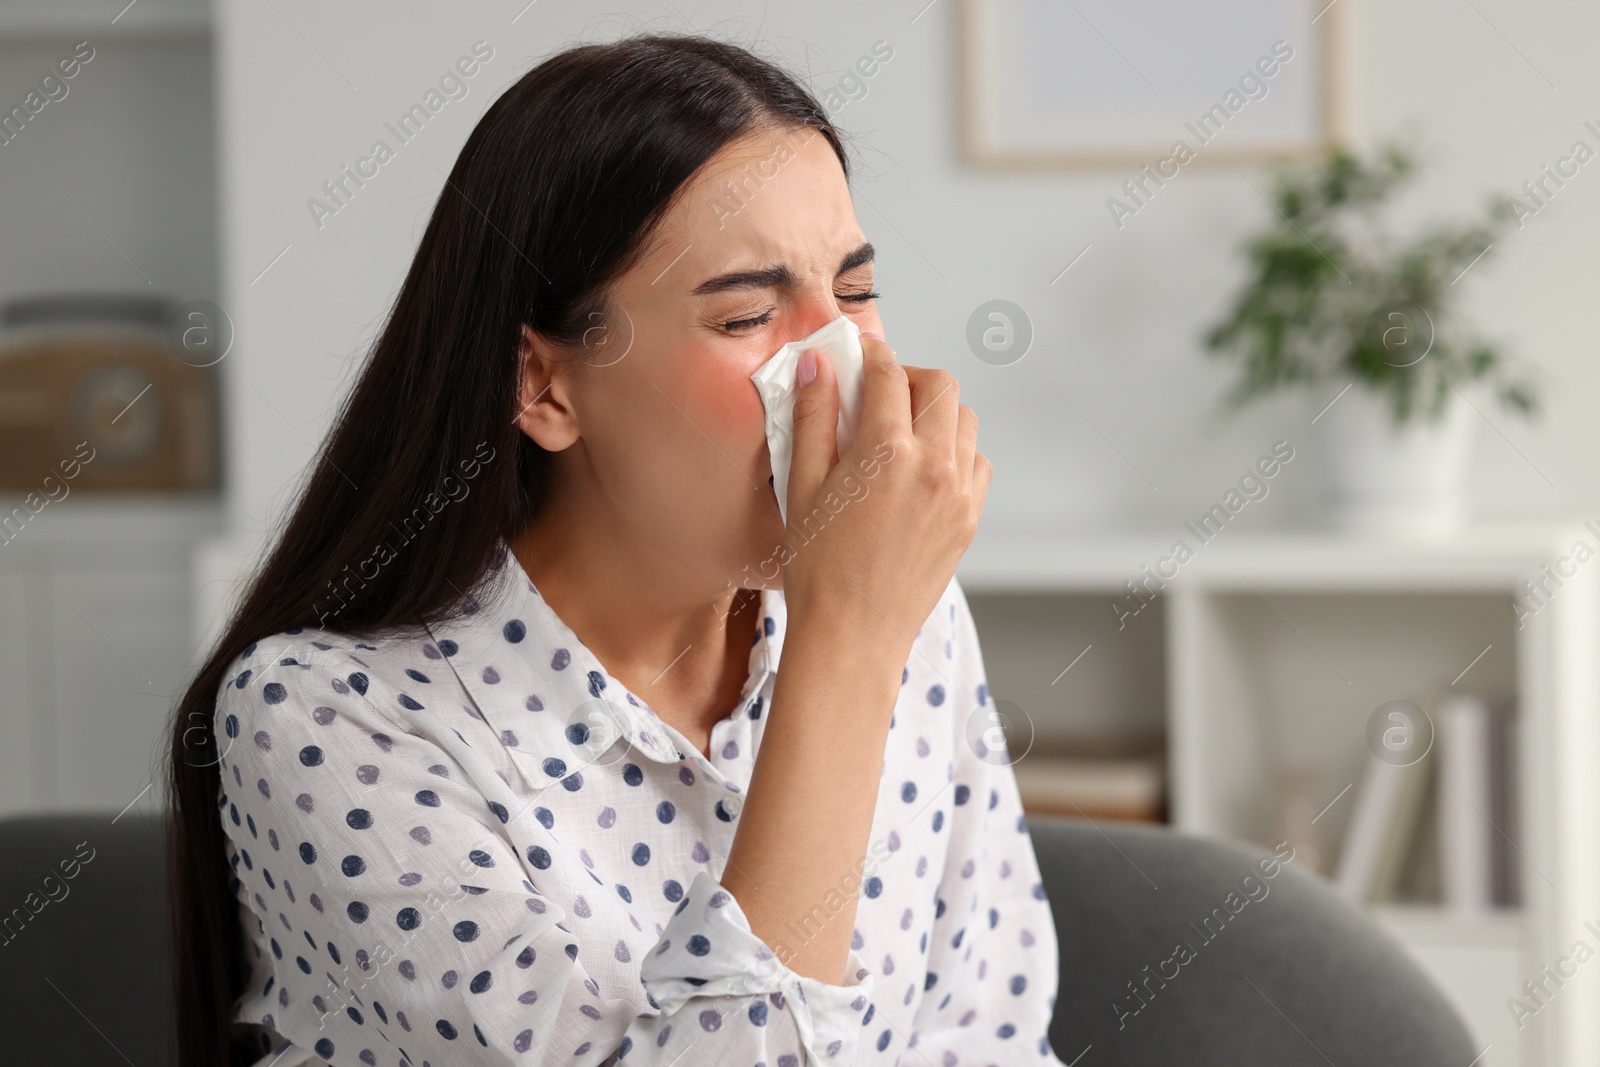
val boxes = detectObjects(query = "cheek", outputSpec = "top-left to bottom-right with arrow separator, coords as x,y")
694,368 -> 770,447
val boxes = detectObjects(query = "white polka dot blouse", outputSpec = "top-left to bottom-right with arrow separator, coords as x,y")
213,539 -> 1065,1066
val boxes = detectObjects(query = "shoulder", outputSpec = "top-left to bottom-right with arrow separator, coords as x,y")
222,618 -> 451,683
212,621 -> 453,743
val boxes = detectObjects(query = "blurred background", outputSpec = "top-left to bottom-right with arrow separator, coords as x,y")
2,0 -> 1598,1062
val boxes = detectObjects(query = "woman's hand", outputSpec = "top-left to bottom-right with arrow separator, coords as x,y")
780,333 -> 991,667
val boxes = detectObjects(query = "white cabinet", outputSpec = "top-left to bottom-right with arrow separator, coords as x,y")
0,495 -> 222,819
958,523 -> 1600,1067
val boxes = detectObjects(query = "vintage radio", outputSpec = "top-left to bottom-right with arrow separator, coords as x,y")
0,294 -> 221,491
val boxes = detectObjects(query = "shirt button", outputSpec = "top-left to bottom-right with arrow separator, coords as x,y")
722,795 -> 743,819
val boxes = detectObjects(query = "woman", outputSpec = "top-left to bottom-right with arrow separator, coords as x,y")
167,32 -> 1064,1067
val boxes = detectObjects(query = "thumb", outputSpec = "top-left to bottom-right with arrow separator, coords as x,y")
786,348 -> 838,520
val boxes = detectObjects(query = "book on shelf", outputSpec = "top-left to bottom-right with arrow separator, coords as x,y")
1334,748 -> 1433,903
1333,691 -> 1518,909
1437,693 -> 1520,912
1488,696 -> 1519,909
1011,748 -> 1164,823
1437,693 -> 1494,912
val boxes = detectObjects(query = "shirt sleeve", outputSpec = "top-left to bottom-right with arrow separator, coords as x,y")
214,643 -> 877,1067
908,577 -> 1066,1063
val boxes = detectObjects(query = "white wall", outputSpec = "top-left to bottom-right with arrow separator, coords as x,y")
0,9 -> 216,305
203,0 -> 1600,643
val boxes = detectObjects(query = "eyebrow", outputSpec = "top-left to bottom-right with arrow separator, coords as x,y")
690,241 -> 875,297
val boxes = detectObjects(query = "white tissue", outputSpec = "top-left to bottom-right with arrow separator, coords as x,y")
750,315 -> 865,525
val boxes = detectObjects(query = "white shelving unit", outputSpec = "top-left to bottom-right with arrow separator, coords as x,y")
958,522 -> 1600,1067
0,495 -> 223,819
0,0 -> 220,817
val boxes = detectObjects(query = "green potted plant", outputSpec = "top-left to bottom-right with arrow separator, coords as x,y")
1203,140 -> 1539,537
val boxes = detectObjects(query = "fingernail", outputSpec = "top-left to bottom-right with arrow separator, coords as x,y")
860,330 -> 883,341
797,348 -> 816,386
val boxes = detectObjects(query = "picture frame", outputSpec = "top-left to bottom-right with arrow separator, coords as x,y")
958,0 -> 1346,169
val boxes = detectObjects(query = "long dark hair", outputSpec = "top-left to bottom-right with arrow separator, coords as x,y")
165,33 -> 849,1066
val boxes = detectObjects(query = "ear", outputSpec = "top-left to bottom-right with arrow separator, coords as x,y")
515,323 -> 581,451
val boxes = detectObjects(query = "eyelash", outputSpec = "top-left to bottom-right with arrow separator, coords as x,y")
720,290 -> 881,333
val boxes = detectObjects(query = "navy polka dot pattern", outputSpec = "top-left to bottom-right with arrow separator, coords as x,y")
214,541 -> 1064,1066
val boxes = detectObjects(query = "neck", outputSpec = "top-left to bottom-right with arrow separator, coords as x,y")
508,492 -> 761,745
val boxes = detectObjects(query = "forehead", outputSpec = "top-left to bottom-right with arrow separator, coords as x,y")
642,126 -> 863,281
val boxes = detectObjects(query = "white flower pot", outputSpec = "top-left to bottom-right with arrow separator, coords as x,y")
1309,383 -> 1478,538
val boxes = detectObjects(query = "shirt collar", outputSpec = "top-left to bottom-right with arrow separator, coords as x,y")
426,541 -> 785,777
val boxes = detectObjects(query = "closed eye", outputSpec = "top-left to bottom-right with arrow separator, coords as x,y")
719,311 -> 773,332
718,290 -> 881,334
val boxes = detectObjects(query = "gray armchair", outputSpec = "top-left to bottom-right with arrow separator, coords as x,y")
1029,816 -> 1478,1066
0,813 -> 1475,1065
0,811 -> 174,1064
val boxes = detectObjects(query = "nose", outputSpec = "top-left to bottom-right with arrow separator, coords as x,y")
789,292 -> 849,339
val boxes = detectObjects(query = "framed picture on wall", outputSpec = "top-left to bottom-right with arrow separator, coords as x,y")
958,0 -> 1345,168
